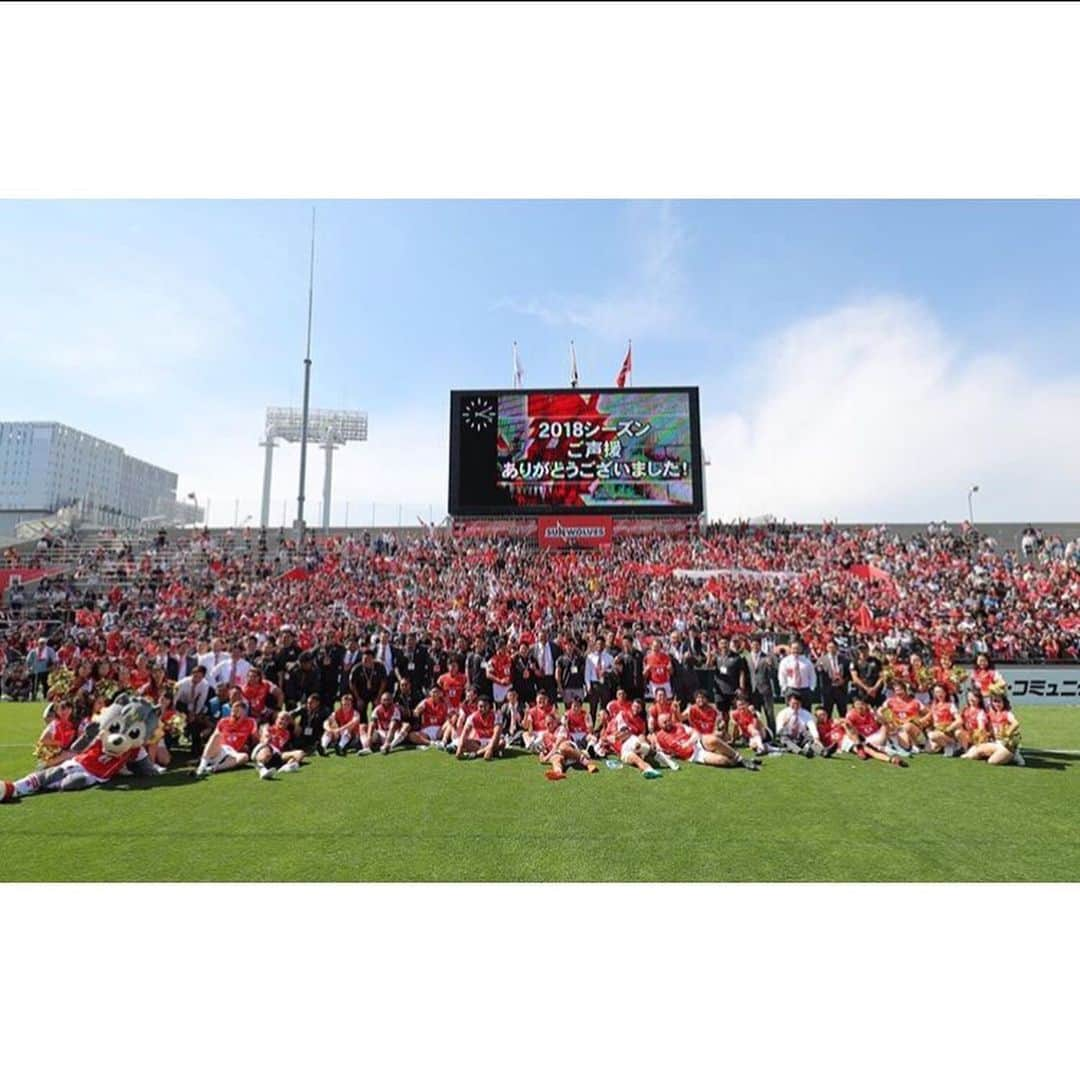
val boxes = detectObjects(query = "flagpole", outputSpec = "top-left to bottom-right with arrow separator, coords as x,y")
628,338 -> 632,387
570,339 -> 579,389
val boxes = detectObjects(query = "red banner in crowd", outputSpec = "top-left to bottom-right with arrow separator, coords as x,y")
537,516 -> 614,549
0,568 -> 58,592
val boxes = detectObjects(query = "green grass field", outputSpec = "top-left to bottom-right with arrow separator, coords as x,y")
1,702 -> 1078,881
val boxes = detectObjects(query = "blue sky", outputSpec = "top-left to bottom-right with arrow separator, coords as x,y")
3,199 -> 1079,524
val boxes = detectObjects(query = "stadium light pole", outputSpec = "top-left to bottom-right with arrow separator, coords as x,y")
968,484 -> 979,525
295,207 -> 316,539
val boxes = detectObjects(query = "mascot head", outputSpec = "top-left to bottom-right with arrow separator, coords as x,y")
96,694 -> 160,756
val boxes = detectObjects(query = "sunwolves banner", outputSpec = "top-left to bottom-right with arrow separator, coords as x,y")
537,516 -> 614,548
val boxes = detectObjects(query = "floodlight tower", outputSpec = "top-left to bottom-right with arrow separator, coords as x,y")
259,421 -> 278,528
263,407 -> 368,530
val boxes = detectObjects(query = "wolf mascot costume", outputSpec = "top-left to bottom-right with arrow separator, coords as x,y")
1,694 -> 161,802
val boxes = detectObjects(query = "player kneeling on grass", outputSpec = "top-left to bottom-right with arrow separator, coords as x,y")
320,693 -> 364,756
252,712 -> 306,779
811,706 -> 845,757
654,710 -> 760,771
366,692 -> 412,755
963,692 -> 1024,766
925,683 -> 964,756
455,696 -> 503,761
843,698 -> 907,767
194,699 -> 257,778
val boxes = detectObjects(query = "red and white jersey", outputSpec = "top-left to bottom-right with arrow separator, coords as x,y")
989,708 -> 1017,739
889,695 -> 924,723
241,679 -> 275,718
622,710 -> 647,737
817,715 -> 843,747
218,715 -> 256,753
729,706 -> 758,738
43,715 -> 78,750
847,706 -> 879,739
467,709 -> 496,741
972,668 -> 1000,694
372,702 -> 402,732
416,696 -> 448,728
607,698 -> 633,723
487,651 -> 512,687
76,740 -> 144,781
655,723 -> 697,761
526,703 -> 557,733
687,703 -> 719,736
930,701 -> 959,728
564,705 -> 590,735
334,703 -> 359,728
644,651 -> 672,686
265,724 -> 292,751
437,673 -> 467,709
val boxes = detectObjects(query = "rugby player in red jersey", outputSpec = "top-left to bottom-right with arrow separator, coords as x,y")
811,706 -> 844,756
455,696 -> 503,762
843,697 -> 906,766
252,711 -> 306,779
562,698 -> 597,756
412,685 -> 450,749
593,698 -> 661,777
643,640 -> 673,699
194,699 -> 257,777
485,641 -> 513,706
367,692 -> 410,755
646,687 -> 674,733
436,659 -> 467,713
239,666 -> 282,723
653,710 -> 759,770
721,691 -> 768,755
321,692 -> 363,756
537,718 -> 599,780
524,690 -> 558,752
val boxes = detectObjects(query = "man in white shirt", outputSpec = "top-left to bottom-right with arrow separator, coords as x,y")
777,639 -> 816,709
173,666 -> 213,754
584,636 -> 615,717
774,692 -> 822,757
209,648 -> 251,693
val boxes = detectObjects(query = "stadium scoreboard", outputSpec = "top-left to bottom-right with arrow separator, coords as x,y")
448,387 -> 704,517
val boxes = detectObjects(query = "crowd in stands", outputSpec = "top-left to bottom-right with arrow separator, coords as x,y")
0,521 -> 1078,726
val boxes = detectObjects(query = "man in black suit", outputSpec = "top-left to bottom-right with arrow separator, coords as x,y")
746,638 -> 776,736
532,630 -> 561,702
164,638 -> 199,682
816,639 -> 851,718
511,640 -> 539,704
394,632 -> 431,695
615,633 -> 644,700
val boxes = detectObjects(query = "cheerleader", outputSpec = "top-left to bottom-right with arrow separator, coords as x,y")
970,653 -> 1005,697
925,683 -> 963,756
963,692 -> 1024,766
958,688 -> 989,752
34,698 -> 78,767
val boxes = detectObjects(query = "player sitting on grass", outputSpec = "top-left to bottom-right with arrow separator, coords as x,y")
925,683 -> 964,756
811,706 -> 845,757
366,692 -> 411,755
194,699 -> 257,778
524,690 -> 558,752
412,685 -> 451,749
724,691 -> 770,755
963,692 -> 1024,766
537,720 -> 599,780
563,698 -> 598,756
653,709 -> 761,771
594,700 -> 661,778
320,693 -> 363,756
455,696 -> 503,761
843,697 -> 907,767
252,712 -> 306,779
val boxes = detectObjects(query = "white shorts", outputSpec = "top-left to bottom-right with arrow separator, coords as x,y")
492,684 -> 510,704
840,735 -> 858,754
864,727 -> 888,749
421,725 -> 442,742
689,742 -> 706,765
50,759 -> 102,789
620,734 -> 648,762
570,732 -> 589,747
206,744 -> 246,769
646,683 -> 672,700
475,737 -> 492,751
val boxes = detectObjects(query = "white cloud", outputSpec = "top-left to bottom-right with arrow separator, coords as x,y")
501,202 -> 690,340
702,297 -> 1080,523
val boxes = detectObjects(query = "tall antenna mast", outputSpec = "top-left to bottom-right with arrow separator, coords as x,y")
295,206 -> 316,538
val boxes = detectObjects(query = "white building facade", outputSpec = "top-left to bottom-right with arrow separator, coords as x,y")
0,421 -> 177,528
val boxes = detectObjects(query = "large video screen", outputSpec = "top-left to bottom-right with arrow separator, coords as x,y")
449,387 -> 704,516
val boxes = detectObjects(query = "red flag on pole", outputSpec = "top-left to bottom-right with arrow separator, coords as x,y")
616,340 -> 632,387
